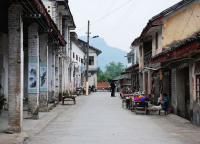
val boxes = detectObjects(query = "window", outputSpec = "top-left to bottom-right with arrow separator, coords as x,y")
196,75 -> 200,102
81,59 -> 83,64
89,56 -> 94,65
128,57 -> 131,64
155,32 -> 159,49
73,52 -> 75,58
76,55 -> 78,61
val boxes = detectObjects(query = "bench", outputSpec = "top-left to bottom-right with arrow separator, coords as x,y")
62,91 -> 76,105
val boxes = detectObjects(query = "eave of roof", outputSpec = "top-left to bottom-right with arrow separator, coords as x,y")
139,0 -> 195,41
113,74 -> 131,81
33,0 -> 66,46
56,0 -> 76,29
151,31 -> 200,63
78,39 -> 102,55
124,64 -> 139,73
131,37 -> 140,47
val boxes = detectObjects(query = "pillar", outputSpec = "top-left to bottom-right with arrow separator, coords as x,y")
63,20 -> 69,92
48,43 -> 56,103
8,3 -> 24,132
148,70 -> 152,95
28,23 -> 39,119
59,56 -> 63,99
39,34 -> 48,111
55,51 -> 60,102
171,68 -> 177,114
48,43 -> 52,102
52,47 -> 56,101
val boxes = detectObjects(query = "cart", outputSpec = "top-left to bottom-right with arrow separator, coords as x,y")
132,95 -> 149,114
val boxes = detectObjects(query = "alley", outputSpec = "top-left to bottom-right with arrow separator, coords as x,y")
25,92 -> 200,144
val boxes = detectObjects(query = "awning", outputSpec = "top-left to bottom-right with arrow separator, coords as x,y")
151,33 -> 200,64
113,74 -> 131,81
32,0 -> 66,46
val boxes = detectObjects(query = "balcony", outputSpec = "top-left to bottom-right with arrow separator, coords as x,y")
144,51 -> 152,66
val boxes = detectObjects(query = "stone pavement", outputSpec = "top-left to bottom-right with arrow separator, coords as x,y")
0,104 -> 69,144
21,92 -> 200,144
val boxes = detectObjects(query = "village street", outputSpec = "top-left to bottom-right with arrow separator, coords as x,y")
24,92 -> 200,144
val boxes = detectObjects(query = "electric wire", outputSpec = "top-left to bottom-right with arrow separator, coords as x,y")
77,0 -> 135,32
94,0 -> 134,23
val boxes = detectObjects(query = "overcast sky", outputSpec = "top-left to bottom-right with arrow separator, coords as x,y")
69,0 -> 181,52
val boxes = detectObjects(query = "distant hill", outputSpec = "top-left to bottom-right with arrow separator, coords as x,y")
79,36 -> 127,71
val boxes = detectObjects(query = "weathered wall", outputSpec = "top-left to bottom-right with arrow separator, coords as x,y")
152,30 -> 162,57
171,68 -> 178,114
8,3 -> 24,132
39,34 -> 48,111
191,62 -> 200,125
176,69 -> 186,118
162,1 -> 200,47
88,73 -> 97,88
28,23 -> 40,119
88,49 -> 98,70
0,33 -> 8,104
139,45 -> 144,70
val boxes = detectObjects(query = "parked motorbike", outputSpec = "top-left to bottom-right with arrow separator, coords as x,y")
76,87 -> 82,96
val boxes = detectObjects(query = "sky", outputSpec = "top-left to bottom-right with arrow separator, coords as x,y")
69,0 -> 181,52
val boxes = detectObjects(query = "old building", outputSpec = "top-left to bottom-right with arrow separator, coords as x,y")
75,39 -> 102,89
121,38 -> 140,92
70,32 -> 86,92
136,0 -> 200,125
151,0 -> 200,124
0,0 -> 75,133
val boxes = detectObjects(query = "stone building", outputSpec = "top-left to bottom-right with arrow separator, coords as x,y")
136,0 -> 200,125
0,0 -> 75,133
70,32 -> 86,92
73,38 -> 102,90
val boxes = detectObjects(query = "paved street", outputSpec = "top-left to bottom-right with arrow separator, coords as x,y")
25,92 -> 200,144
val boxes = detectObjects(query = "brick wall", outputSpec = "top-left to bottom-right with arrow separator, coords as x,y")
28,23 -> 39,119
39,34 -> 48,112
8,3 -> 23,132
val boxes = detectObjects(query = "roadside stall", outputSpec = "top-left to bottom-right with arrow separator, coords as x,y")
132,94 -> 149,114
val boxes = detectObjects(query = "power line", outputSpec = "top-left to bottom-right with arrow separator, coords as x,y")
94,0 -> 134,23
106,0 -> 137,31
77,0 -> 135,32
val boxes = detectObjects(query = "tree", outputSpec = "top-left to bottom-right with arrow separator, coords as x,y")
97,67 -> 110,82
97,62 -> 125,82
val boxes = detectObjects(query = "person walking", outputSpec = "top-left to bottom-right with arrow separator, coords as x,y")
162,93 -> 169,115
110,81 -> 116,97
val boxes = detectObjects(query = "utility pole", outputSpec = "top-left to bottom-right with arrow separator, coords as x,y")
86,20 -> 90,96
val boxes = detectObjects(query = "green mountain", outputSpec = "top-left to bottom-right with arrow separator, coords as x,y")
80,36 -> 127,71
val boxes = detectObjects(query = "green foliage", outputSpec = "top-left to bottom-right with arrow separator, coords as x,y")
97,62 -> 125,82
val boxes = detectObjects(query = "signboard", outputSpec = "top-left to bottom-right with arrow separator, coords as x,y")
28,60 -> 37,93
40,63 -> 47,92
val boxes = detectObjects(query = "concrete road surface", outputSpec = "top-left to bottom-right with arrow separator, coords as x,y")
25,92 -> 200,144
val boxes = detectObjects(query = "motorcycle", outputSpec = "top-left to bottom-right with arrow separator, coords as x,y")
76,87 -> 82,96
